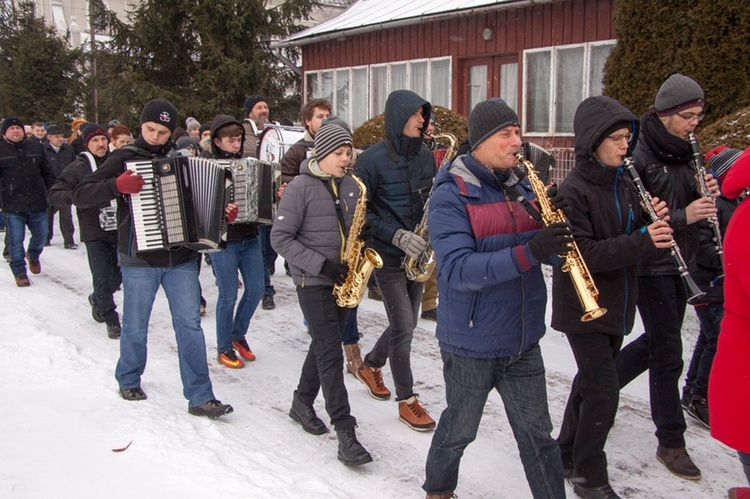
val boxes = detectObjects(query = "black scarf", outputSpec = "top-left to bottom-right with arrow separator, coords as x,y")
640,112 -> 693,164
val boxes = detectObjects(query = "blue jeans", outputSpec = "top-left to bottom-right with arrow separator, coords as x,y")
258,224 -> 276,297
5,210 -> 48,277
210,237 -> 264,353
424,345 -> 565,498
685,302 -> 724,397
117,261 -> 215,407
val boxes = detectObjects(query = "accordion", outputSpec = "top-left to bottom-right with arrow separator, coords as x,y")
126,156 -> 231,253
217,157 -> 280,224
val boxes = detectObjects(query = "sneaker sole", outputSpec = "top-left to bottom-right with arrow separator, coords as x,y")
656,455 -> 702,481
686,408 -> 710,429
288,409 -> 328,435
398,416 -> 436,432
354,371 -> 391,401
218,357 -> 245,368
232,342 -> 256,361
337,452 -> 373,467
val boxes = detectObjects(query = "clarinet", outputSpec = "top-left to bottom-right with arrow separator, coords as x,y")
623,157 -> 706,304
688,132 -> 724,280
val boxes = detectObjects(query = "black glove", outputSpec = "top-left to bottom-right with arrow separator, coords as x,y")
320,259 -> 348,285
547,184 -> 571,216
528,222 -> 574,262
359,222 -> 372,242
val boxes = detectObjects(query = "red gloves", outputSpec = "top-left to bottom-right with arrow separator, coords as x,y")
115,170 -> 145,194
226,203 -> 239,224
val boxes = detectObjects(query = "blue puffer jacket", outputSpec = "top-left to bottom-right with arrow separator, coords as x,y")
354,90 -> 436,267
429,153 -> 558,358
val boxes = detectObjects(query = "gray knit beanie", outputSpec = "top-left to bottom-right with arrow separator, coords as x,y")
314,123 -> 352,162
655,74 -> 704,116
468,98 -> 520,150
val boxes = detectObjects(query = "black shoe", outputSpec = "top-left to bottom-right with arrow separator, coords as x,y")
289,395 -> 328,435
262,295 -> 275,310
681,385 -> 693,410
188,399 -> 234,419
656,445 -> 701,480
107,323 -> 121,339
421,308 -> 437,321
64,243 -> 78,250
120,387 -> 147,401
686,394 -> 710,428
573,483 -> 622,499
88,294 -> 105,323
336,426 -> 373,466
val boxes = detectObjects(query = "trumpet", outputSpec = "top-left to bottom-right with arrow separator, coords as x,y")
515,153 -> 606,322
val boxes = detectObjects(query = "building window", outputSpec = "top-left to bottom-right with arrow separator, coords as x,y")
305,57 -> 451,129
523,40 -> 615,135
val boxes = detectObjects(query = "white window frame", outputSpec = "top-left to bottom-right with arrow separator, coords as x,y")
522,39 -> 616,136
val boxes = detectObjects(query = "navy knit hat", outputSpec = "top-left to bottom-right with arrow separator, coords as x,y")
468,98 -> 520,150
80,122 -> 107,149
706,146 -> 743,183
244,95 -> 267,117
2,116 -> 24,136
655,74 -> 704,116
314,123 -> 353,162
139,99 -> 178,132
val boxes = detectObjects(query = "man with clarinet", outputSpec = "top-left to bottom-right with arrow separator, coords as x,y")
615,74 -> 720,480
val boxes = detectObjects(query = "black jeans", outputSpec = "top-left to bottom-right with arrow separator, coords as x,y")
558,332 -> 623,487
616,275 -> 687,448
85,239 -> 121,327
296,285 -> 355,431
47,205 -> 75,245
365,265 -> 423,401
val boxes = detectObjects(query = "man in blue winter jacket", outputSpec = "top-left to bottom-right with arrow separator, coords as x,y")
422,98 -> 573,499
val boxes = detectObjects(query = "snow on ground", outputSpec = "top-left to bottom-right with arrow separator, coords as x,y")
0,230 -> 745,498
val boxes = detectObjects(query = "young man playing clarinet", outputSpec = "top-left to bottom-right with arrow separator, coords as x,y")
72,99 -> 233,419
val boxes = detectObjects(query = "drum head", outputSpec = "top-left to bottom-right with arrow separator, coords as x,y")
259,125 -> 305,162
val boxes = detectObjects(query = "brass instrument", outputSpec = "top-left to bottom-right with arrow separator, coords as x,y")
403,133 -> 457,282
333,174 -> 384,308
688,132 -> 724,280
516,152 -> 607,322
623,157 -> 706,303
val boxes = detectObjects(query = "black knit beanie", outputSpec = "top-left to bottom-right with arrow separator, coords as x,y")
80,122 -> 108,148
139,99 -> 178,132
314,123 -> 353,162
244,95 -> 267,117
468,98 -> 520,150
655,74 -> 704,116
2,116 -> 24,136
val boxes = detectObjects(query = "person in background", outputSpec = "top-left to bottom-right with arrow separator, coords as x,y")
31,122 -> 47,144
109,125 -> 134,150
69,118 -> 86,154
185,117 -> 201,141
43,124 -> 77,248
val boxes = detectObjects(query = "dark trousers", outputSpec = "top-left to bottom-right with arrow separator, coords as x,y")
366,265 -> 423,401
685,302 -> 724,397
616,275 -> 687,448
296,285 -> 356,431
558,333 -> 623,487
85,239 -> 121,327
47,205 -> 75,245
258,224 -> 276,297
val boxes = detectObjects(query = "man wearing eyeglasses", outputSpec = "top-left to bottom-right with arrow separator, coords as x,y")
615,74 -> 719,481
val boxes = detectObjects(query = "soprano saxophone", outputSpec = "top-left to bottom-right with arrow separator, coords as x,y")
403,133 -> 457,282
515,153 -> 607,322
333,174 -> 384,308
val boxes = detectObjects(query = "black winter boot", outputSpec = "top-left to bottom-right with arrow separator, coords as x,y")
336,426 -> 372,466
289,394 -> 328,435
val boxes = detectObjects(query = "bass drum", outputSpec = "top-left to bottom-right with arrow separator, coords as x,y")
258,125 -> 305,163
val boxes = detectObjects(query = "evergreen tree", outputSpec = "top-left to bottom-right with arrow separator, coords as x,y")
91,0 -> 314,128
0,1 -> 85,129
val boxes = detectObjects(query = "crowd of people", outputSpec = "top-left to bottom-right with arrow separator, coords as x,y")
1,72 -> 749,499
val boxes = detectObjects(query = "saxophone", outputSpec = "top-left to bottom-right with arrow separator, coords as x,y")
333,174 -> 384,308
403,133 -> 457,282
515,153 -> 607,322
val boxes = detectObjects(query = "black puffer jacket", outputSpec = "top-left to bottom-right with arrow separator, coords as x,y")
48,151 -> 118,244
353,90 -> 436,266
692,195 -> 736,303
633,112 -> 701,276
0,137 -> 55,212
552,96 -> 658,336
72,136 -> 197,268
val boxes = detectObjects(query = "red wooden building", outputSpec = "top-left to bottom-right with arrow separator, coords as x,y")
275,0 -> 618,171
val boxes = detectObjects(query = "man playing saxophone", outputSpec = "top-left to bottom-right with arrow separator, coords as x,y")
422,98 -> 572,499
271,122 -> 372,467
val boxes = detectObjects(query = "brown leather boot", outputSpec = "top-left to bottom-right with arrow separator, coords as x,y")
656,445 -> 701,480
398,395 -> 436,432
355,365 -> 391,400
343,343 -> 363,375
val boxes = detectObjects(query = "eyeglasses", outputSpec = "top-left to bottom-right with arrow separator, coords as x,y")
606,133 -> 632,144
675,112 -> 705,123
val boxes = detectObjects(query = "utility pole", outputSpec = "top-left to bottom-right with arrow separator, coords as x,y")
89,0 -> 98,123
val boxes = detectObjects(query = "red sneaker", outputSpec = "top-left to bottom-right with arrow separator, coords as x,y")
218,349 -> 244,368
232,339 -> 256,361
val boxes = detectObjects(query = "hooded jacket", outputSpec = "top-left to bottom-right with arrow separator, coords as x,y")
202,114 -> 257,242
0,136 -> 55,212
709,145 -> 750,453
428,152 -> 559,358
551,96 -> 657,336
72,135 -> 196,268
48,150 -> 118,243
354,90 -> 436,266
270,157 -> 359,288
